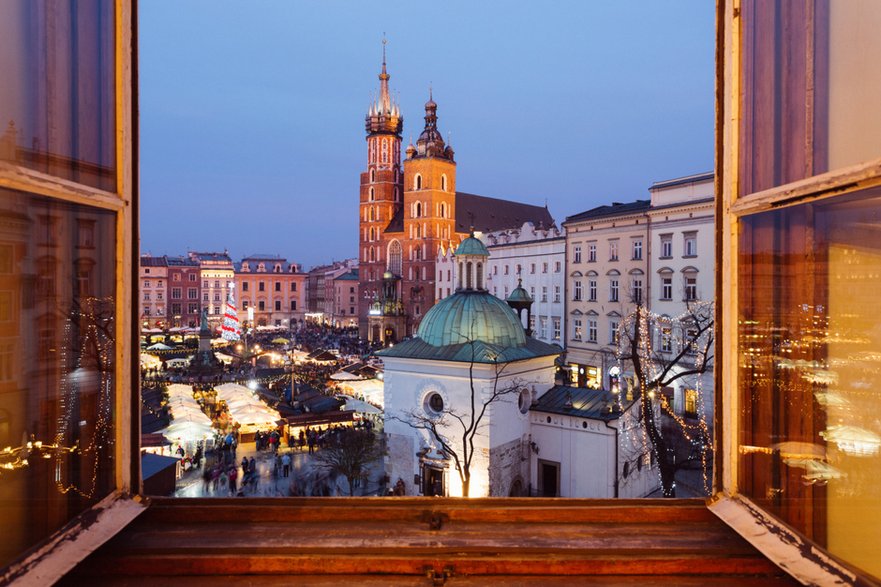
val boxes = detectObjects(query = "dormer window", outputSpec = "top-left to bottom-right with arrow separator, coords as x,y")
274,264 -> 281,273
258,263 -> 265,272
242,262 -> 249,272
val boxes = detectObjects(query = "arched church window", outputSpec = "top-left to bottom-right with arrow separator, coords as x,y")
387,240 -> 402,276
369,187 -> 375,202
414,174 -> 422,190
369,247 -> 375,262
414,202 -> 422,218
458,262 -> 463,288
441,174 -> 448,192
439,202 -> 447,218
369,207 -> 374,222
476,262 -> 483,289
370,169 -> 376,183
466,262 -> 473,289
382,139 -> 388,163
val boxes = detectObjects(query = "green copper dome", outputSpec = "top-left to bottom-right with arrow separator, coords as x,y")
506,284 -> 532,304
417,290 -> 527,348
455,235 -> 489,257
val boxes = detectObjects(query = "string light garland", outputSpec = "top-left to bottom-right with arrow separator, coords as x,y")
615,302 -> 714,495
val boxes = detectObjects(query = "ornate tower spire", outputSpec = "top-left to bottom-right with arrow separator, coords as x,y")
415,87 -> 453,161
365,36 -> 402,136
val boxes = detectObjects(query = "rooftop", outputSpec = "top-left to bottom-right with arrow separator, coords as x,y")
565,200 -> 651,224
532,385 -> 637,420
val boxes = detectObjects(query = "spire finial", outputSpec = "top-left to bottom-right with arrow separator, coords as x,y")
381,33 -> 387,72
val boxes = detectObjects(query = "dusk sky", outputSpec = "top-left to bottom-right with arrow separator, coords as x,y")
139,2 -> 714,268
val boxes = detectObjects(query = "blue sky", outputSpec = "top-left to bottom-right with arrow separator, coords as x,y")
139,1 -> 714,268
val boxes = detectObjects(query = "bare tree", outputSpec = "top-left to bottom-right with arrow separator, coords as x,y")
313,428 -> 383,496
618,301 -> 714,497
392,339 -> 523,497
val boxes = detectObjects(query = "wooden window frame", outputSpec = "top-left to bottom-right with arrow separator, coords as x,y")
0,2 -> 144,584
712,2 -> 879,584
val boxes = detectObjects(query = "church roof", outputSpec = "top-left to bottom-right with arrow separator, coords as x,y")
383,192 -> 554,235
376,336 -> 561,364
455,234 -> 489,257
531,385 -> 637,421
418,290 -> 526,348
456,192 -> 554,233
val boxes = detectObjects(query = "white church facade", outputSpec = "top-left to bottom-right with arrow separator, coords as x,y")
380,234 -> 658,498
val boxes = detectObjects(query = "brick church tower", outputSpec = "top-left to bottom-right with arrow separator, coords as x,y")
399,91 -> 457,328
358,41 -> 403,338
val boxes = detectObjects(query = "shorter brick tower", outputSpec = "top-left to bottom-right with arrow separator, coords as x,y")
400,90 -> 457,331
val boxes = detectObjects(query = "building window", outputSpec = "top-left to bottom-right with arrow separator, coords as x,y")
684,388 -> 698,419
660,234 -> 673,258
587,243 -> 596,262
291,282 -> 297,292
542,262 -> 548,273
258,301 -> 265,311
243,282 -> 249,292
189,273 -> 197,282
660,326 -> 672,352
441,174 -> 448,191
609,279 -> 618,302
632,239 -> 643,260
530,263 -> 536,274
369,187 -> 375,201
504,265 -> 509,275
539,317 -> 548,339
414,174 -> 422,190
275,300 -> 282,311
573,319 -> 583,341
242,300 -> 249,310
684,232 -> 697,257
541,286 -> 548,302
587,319 -> 597,343
661,276 -> 672,301
554,286 -> 561,303
171,288 -> 181,299
555,261 -> 561,272
632,278 -> 642,303
553,318 -> 561,340
609,240 -> 619,261
258,281 -> 264,292
275,282 -> 281,292
588,279 -> 597,302
528,315 -> 535,334
573,245 -> 582,263
608,319 -> 619,345
574,281 -> 582,301
684,276 -> 698,301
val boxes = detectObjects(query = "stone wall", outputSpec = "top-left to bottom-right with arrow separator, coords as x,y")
488,435 -> 530,497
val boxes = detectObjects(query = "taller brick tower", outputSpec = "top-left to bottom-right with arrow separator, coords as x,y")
358,40 -> 404,338
400,91 -> 457,330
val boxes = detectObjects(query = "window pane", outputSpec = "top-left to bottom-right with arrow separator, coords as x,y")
738,187 -> 881,578
0,188 -> 116,568
0,1 -> 116,191
739,1 -> 881,196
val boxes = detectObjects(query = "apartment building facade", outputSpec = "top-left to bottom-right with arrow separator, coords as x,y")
139,255 -> 169,328
189,251 -> 235,328
166,255 -> 202,328
563,201 -> 651,389
234,255 -> 305,329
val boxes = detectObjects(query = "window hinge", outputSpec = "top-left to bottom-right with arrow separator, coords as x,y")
425,566 -> 455,586
420,510 -> 449,531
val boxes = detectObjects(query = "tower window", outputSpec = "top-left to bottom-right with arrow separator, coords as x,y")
370,169 -> 376,183
441,174 -> 448,192
369,187 -> 375,202
414,174 -> 422,190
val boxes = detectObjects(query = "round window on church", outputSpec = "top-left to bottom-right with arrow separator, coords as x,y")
425,392 -> 444,415
518,389 -> 531,414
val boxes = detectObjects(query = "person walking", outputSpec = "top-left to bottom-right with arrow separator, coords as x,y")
228,465 -> 238,495
282,452 -> 291,478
